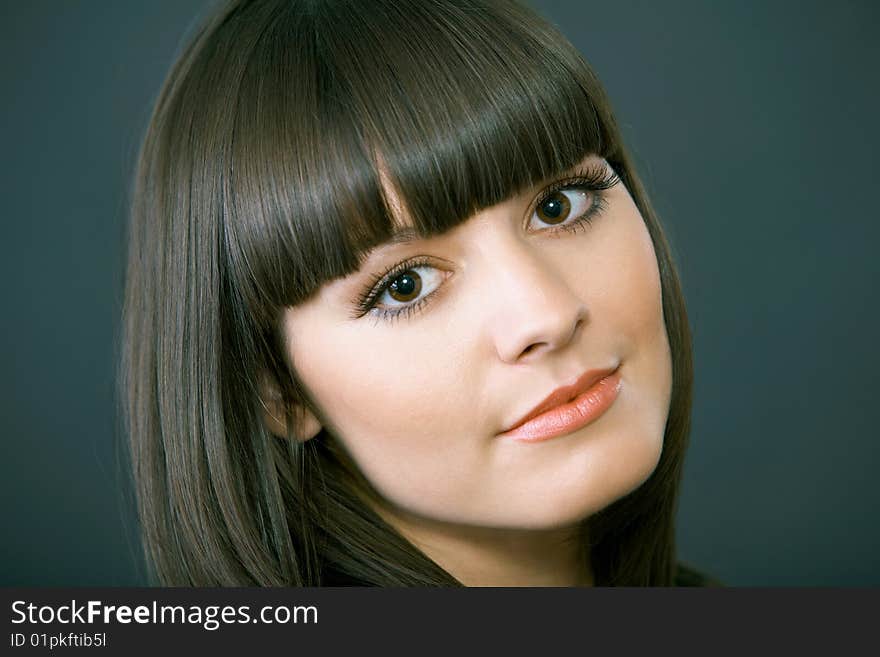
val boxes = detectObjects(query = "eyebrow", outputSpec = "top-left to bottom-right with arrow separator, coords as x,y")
359,226 -> 423,261
383,226 -> 421,246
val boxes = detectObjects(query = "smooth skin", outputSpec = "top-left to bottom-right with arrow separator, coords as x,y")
274,155 -> 673,586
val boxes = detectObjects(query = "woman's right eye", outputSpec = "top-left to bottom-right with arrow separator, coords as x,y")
367,264 -> 448,320
376,265 -> 445,306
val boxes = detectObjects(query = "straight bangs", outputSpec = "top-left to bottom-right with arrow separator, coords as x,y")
222,0 -> 618,316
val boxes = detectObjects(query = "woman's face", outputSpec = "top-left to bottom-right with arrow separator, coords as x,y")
282,154 -> 672,532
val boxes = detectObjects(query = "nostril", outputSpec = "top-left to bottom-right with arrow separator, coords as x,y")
520,342 -> 544,358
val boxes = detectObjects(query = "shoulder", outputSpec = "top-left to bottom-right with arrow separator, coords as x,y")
674,562 -> 723,587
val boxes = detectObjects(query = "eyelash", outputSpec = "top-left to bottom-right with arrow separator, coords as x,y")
352,163 -> 621,324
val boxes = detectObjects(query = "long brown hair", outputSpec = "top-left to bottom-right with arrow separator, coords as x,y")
120,0 -> 692,586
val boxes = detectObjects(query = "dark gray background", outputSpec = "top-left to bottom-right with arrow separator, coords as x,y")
2,1 -> 877,586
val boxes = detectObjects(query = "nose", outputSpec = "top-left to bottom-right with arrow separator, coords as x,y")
488,242 -> 589,364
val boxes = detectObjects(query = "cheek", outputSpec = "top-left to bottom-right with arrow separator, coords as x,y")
283,307 -> 482,493
288,318 -> 448,434
589,203 -> 668,358
580,202 -> 673,439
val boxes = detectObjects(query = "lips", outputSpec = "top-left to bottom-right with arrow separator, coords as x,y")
499,365 -> 622,442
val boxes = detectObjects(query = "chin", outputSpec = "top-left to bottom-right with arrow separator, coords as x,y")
510,436 -> 665,531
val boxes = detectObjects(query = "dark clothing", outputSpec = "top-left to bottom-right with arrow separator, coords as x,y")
323,562 -> 721,586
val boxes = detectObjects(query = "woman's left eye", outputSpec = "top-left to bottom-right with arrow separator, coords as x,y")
529,187 -> 595,231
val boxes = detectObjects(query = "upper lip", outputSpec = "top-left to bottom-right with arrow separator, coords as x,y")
501,365 -> 620,433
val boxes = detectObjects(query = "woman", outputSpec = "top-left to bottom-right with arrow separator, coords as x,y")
121,0 -> 703,586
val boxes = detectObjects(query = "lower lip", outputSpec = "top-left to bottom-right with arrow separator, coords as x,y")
499,369 -> 623,443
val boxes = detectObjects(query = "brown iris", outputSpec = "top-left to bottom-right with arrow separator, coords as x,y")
388,271 -> 422,302
536,191 -> 571,225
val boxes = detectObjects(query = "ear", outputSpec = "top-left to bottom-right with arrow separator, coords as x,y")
259,377 -> 323,442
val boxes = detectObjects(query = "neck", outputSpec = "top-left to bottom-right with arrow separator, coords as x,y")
376,506 -> 593,587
